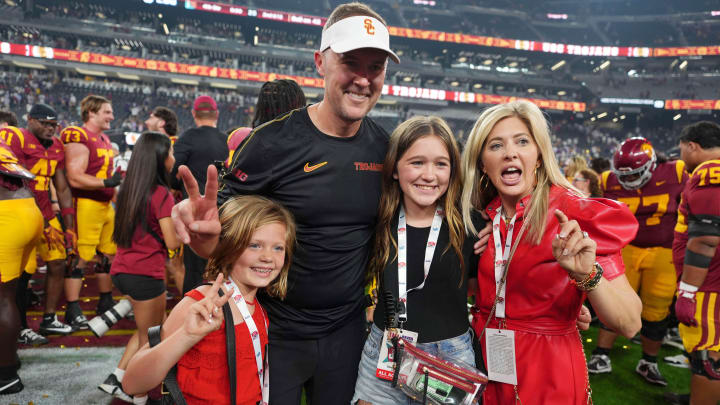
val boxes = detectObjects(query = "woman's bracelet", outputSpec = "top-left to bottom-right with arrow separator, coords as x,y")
571,262 -> 604,291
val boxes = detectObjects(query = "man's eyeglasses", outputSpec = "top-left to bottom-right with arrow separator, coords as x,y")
39,120 -> 58,128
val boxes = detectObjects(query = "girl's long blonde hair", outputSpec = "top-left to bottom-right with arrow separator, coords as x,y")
204,195 -> 296,299
369,116 -> 465,283
460,100 -> 581,245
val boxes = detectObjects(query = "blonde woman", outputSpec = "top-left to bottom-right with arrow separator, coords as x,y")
460,100 -> 641,404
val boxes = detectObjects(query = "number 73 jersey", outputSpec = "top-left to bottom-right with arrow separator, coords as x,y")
60,126 -> 115,202
602,160 -> 688,248
0,126 -> 65,220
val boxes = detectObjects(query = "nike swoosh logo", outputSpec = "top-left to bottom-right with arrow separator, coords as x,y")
304,161 -> 327,173
656,180 -> 666,186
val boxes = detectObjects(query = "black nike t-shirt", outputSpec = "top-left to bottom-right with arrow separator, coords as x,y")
219,107 -> 389,339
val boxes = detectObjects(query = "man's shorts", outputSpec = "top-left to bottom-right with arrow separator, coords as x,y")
622,244 -> 677,322
76,197 -> 117,261
679,291 -> 720,353
0,198 -> 42,282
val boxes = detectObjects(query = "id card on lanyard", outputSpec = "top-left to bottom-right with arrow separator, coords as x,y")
486,206 -> 518,385
225,277 -> 269,404
396,205 -> 444,326
375,205 -> 443,381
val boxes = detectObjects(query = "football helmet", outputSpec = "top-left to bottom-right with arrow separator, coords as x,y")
612,137 -> 656,190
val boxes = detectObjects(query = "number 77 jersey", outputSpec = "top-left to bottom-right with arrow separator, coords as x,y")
602,160 -> 688,248
0,126 -> 64,220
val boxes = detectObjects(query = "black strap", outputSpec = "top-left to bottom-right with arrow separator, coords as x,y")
147,326 -> 187,405
219,288 -> 237,405
146,288 -> 235,405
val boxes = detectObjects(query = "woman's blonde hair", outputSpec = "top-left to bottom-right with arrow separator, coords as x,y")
204,196 -> 296,299
460,100 -> 580,245
564,155 -> 589,178
370,116 -> 465,283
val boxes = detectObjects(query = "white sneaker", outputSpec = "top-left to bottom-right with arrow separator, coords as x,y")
664,353 -> 690,369
587,354 -> 612,374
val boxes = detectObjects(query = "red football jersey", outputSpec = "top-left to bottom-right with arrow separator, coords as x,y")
61,126 -> 114,202
0,130 -> 34,190
602,160 -> 688,248
673,159 -> 720,293
0,126 -> 65,220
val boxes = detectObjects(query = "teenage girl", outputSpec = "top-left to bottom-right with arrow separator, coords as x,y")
99,131 -> 180,404
122,195 -> 296,405
352,116 -> 483,405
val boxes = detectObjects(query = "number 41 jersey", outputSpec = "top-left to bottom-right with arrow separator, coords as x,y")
0,126 -> 64,220
602,160 -> 688,248
61,126 -> 115,202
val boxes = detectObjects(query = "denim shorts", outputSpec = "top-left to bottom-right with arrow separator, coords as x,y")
351,324 -> 476,405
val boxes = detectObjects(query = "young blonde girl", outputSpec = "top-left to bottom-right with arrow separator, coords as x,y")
122,195 -> 295,405
352,116 -> 481,405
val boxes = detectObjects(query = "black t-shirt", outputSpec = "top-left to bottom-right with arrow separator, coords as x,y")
374,215 -> 481,343
219,107 -> 389,339
171,125 -> 229,197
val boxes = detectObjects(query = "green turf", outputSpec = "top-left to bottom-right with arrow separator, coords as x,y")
581,325 -> 690,404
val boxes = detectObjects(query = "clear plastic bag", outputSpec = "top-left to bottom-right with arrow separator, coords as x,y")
394,338 -> 487,405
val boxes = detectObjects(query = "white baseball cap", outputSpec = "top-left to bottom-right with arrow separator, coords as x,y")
320,15 -> 400,63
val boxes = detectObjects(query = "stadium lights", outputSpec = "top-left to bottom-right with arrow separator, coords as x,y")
171,78 -> 199,85
627,69 -> 637,77
483,59 -> 493,65
557,90 -> 566,96
12,60 -> 46,70
590,117 -> 596,121
210,82 -> 237,89
473,83 -> 482,89
75,68 -> 106,77
599,60 -> 610,70
596,112 -> 608,119
450,81 -> 460,87
163,23 -> 170,35
620,115 -> 626,119
612,118 -> 618,122
403,76 -> 413,82
527,88 -> 536,93
117,73 -> 140,81
673,114 -> 682,120
550,60 -> 565,71
679,60 -> 688,70
509,61 -> 518,67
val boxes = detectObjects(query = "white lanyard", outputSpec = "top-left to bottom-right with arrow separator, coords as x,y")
492,206 -> 518,319
397,205 -> 444,325
225,277 -> 269,404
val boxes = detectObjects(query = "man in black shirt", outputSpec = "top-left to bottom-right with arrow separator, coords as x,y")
170,95 -> 228,293
172,3 -> 400,404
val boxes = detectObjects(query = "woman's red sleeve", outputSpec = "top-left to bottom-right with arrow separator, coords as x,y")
563,196 -> 638,281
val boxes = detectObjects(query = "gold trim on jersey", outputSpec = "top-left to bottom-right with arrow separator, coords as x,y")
0,126 -> 25,149
60,126 -> 89,144
675,160 -> 686,184
689,159 -> 720,177
601,170 -> 612,191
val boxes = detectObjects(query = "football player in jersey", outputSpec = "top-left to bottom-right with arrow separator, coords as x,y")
588,137 -> 688,386
672,121 -> 720,404
0,104 -> 77,341
0,135 -> 43,394
62,95 -> 123,329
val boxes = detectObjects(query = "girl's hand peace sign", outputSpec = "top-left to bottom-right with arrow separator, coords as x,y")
183,273 -> 234,341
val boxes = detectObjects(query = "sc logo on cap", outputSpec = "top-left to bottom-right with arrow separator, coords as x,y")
364,18 -> 375,35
